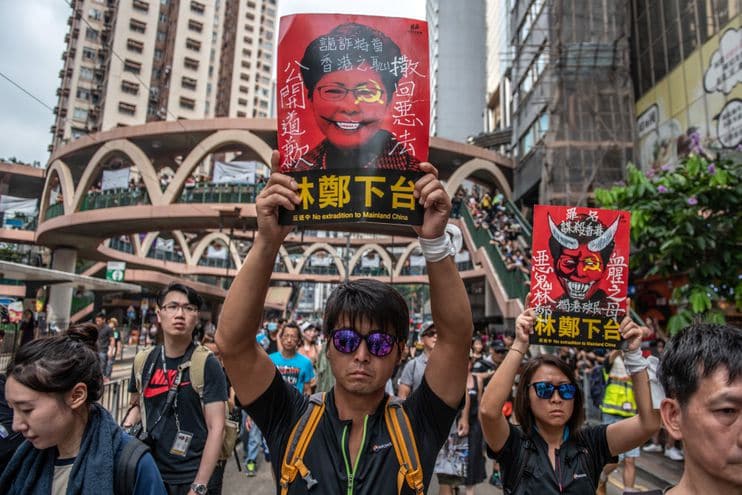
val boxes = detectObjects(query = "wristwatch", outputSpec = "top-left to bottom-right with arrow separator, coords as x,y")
190,483 -> 208,495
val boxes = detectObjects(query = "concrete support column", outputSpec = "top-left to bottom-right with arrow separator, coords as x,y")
47,247 -> 77,331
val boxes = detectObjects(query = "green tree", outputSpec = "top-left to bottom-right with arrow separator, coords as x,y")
595,154 -> 742,334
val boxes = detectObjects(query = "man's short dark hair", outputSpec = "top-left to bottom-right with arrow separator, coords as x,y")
157,282 -> 204,309
323,279 -> 409,343
300,23 -> 403,99
659,322 -> 742,407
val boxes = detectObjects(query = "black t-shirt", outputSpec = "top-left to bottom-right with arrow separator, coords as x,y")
97,325 -> 113,353
489,423 -> 616,494
244,368 -> 458,494
266,336 -> 279,355
128,347 -> 228,483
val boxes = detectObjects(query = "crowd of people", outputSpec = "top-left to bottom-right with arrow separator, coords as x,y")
453,185 -> 533,276
0,153 -> 739,495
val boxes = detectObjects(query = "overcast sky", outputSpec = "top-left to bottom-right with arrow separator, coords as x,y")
0,0 -> 426,167
0,1 -> 68,166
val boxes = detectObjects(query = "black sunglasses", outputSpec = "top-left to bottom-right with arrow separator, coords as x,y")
331,328 -> 397,358
531,382 -> 577,400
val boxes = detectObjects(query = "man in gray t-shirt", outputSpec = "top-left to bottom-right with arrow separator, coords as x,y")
398,322 -> 436,399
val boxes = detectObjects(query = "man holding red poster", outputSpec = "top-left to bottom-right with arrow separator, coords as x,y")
529,205 -> 631,349
276,13 -> 430,226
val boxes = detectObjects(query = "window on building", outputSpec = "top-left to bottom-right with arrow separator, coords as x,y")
76,88 -> 91,100
88,8 -> 102,20
71,128 -> 87,140
237,111 -> 247,117
182,76 -> 197,90
242,48 -> 252,57
118,102 -> 137,115
184,57 -> 199,70
127,38 -> 144,53
85,27 -> 99,41
246,12 -> 255,21
73,107 -> 88,121
188,19 -> 203,32
79,67 -> 94,80
159,13 -> 168,22
238,98 -> 247,106
157,30 -> 167,42
240,73 -> 250,81
154,49 -> 163,60
186,38 -> 201,51
180,97 -> 196,109
130,19 -> 146,33
121,80 -> 139,95
133,0 -> 149,12
82,47 -> 97,60
239,85 -> 248,93
123,59 -> 142,74
241,60 -> 251,69
191,1 -> 205,14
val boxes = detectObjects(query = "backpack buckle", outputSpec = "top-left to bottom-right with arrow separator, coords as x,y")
303,472 -> 318,490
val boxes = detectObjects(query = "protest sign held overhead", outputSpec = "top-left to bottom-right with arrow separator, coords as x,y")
276,7 -> 429,227
528,205 -> 631,349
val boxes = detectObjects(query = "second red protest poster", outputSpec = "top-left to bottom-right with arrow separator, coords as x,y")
276,13 -> 429,226
529,205 -> 631,349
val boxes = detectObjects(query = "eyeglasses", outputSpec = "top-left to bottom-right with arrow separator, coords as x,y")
161,302 -> 199,315
531,382 -> 577,400
316,82 -> 384,103
331,328 -> 397,358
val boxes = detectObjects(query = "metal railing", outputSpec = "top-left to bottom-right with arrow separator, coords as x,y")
81,188 -> 151,210
101,377 -> 132,425
44,203 -> 65,220
176,183 -> 263,204
461,206 -> 530,301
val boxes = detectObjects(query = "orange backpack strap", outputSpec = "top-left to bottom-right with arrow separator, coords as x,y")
384,397 -> 424,495
279,393 -> 325,495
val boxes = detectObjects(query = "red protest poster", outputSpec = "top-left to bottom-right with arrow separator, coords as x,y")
529,205 -> 631,349
276,13 -> 429,226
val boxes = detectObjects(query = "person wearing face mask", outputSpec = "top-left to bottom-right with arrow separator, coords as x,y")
0,324 -> 165,494
479,309 -> 660,494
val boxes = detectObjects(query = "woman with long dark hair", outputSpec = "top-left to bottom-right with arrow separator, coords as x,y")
479,309 -> 660,494
0,324 -> 166,494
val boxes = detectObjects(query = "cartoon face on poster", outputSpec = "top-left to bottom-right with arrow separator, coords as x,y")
529,205 -> 631,349
276,13 -> 429,227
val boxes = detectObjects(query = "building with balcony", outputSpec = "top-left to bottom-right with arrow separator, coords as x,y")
50,0 -> 277,153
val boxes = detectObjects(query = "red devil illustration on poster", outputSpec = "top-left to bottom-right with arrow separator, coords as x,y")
529,205 -> 631,349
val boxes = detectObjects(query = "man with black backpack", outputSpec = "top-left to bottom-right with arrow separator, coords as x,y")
216,155 -> 473,494
123,283 -> 228,495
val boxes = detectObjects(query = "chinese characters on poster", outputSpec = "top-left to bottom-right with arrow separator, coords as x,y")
529,205 -> 631,349
276,13 -> 429,226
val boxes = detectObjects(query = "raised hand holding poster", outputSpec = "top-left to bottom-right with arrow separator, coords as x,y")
529,205 -> 631,349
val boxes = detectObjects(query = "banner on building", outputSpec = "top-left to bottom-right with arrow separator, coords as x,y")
155,238 -> 174,253
360,253 -> 381,269
206,243 -> 229,260
276,7 -> 429,227
213,161 -> 258,184
102,168 -> 131,191
528,205 -> 631,349
310,253 -> 333,267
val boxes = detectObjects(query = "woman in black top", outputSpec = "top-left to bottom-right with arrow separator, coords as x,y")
478,309 -> 660,494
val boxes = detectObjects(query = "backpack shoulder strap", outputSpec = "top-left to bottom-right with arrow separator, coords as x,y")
188,344 -> 212,398
279,393 -> 325,495
384,397 -> 424,495
114,438 -> 150,495
133,347 -> 157,431
502,432 -> 532,495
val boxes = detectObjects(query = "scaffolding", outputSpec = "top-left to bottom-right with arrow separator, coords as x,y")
512,0 -> 636,206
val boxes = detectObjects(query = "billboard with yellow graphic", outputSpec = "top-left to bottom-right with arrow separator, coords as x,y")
636,18 -> 741,170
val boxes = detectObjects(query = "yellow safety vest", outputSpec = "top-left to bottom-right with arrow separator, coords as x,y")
600,376 -> 637,417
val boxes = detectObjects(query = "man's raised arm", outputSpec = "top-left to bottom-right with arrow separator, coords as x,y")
216,151 -> 299,405
413,162 -> 474,408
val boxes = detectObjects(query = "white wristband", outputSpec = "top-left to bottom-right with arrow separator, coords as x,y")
418,233 -> 454,262
418,224 -> 462,263
623,348 -> 649,375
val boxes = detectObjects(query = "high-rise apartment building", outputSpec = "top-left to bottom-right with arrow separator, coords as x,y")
426,0 -> 487,141
509,0 -> 634,206
50,0 -> 276,153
